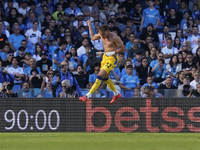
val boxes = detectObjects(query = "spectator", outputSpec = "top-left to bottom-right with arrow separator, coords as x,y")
52,40 -> 67,70
129,2 -> 142,28
42,12 -> 52,28
64,51 -> 76,71
128,38 -> 145,60
180,11 -> 190,29
175,29 -> 186,45
176,71 -> 185,87
187,25 -> 200,54
167,8 -> 180,32
190,71 -> 200,89
182,53 -> 196,76
183,16 -> 195,37
0,60 -> 14,88
84,49 -> 101,74
36,51 -> 52,76
41,79 -> 53,98
158,25 -> 170,48
178,77 -> 194,90
134,88 -> 141,98
88,62 -> 105,89
34,0 -> 53,18
64,35 -> 75,51
107,20 -> 122,37
8,24 -> 25,53
42,19 -> 60,43
140,0 -> 160,31
193,47 -> 200,65
77,37 -> 89,57
0,18 -> 10,39
161,38 -> 178,64
45,70 -> 55,83
131,51 -> 142,69
82,0 -> 99,22
32,43 -> 42,62
151,59 -> 167,83
119,65 -> 140,90
121,60 -> 137,78
21,82 -> 34,98
168,0 -> 181,12
0,81 -> 18,97
142,86 -> 163,98
173,37 -> 182,51
136,57 -> 152,85
121,27 -> 131,44
55,0 -> 69,10
141,76 -> 158,90
72,25 -> 86,46
0,21 -> 8,51
191,4 -> 200,20
74,65 -> 89,88
28,68 -> 43,97
18,0 -> 30,20
24,58 -> 41,80
16,46 -> 25,67
59,79 -> 79,98
6,57 -> 25,90
176,1 -> 192,24
125,32 -> 135,53
51,60 -> 82,97
26,12 -> 42,31
64,0 -> 81,17
116,6 -> 128,25
21,52 -> 31,68
7,8 -> 18,28
52,4 -> 64,21
121,0 -> 135,14
37,5 -> 49,24
139,23 -> 159,48
141,35 -> 153,57
73,12 -> 87,30
16,13 -> 26,35
25,21 -> 41,45
3,51 -> 14,67
147,47 -> 157,63
158,76 -> 177,89
166,55 -> 182,78
5,0 -> 14,18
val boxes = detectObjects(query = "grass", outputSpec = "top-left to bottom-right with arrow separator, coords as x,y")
0,133 -> 199,150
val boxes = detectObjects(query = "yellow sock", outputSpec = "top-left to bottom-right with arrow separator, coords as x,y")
104,78 -> 116,92
89,78 -> 102,95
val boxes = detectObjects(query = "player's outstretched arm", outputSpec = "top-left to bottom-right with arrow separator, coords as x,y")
87,20 -> 100,41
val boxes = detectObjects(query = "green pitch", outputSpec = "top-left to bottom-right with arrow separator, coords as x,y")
0,133 -> 199,150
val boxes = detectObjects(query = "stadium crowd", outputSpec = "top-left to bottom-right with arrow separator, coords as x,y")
0,0 -> 199,98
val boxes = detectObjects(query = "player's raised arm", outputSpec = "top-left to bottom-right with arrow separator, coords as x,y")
87,20 -> 100,41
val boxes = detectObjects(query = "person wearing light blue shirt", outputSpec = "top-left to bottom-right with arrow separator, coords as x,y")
64,1 -> 81,16
52,41 -> 67,70
142,76 -> 158,89
24,58 -> 41,80
119,65 -> 140,89
180,11 -> 190,29
8,25 -> 25,52
140,0 -> 160,31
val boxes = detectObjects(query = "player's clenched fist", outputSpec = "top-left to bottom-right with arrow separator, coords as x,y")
87,20 -> 91,26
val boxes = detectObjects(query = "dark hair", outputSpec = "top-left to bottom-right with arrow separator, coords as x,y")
94,62 -> 101,68
33,21 -> 39,25
144,86 -> 154,92
21,40 -> 27,43
136,51 -> 142,55
187,16 -> 194,28
158,58 -> 165,64
126,65 -> 133,69
17,13 -> 23,18
18,46 -> 26,51
3,43 -> 10,48
65,35 -> 72,46
35,43 -> 42,56
42,5 -> 48,9
59,40 -> 68,46
31,68 -> 39,75
174,37 -> 181,50
176,29 -> 183,38
169,54 -> 179,67
82,37 -> 89,42
57,12 -> 63,17
11,57 -> 18,63
77,65 -> 83,69
99,24 -> 109,31
8,8 -> 18,18
24,52 -> 31,57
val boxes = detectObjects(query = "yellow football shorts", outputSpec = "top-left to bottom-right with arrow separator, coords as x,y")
101,54 -> 119,74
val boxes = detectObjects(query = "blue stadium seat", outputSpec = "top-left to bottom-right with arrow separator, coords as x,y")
99,89 -> 107,97
125,91 -> 134,98
109,91 -> 124,98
